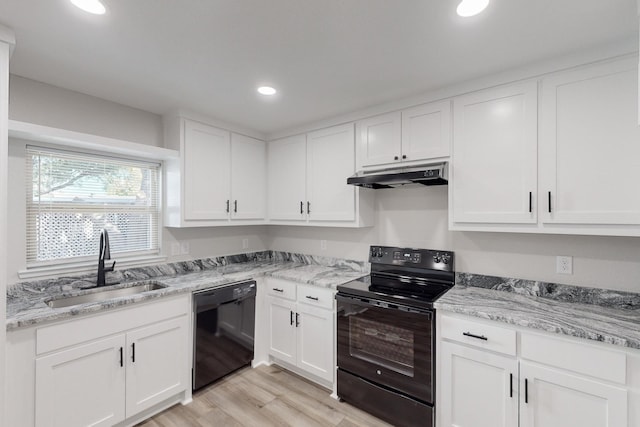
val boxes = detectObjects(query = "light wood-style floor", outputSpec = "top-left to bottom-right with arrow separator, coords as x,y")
138,365 -> 393,427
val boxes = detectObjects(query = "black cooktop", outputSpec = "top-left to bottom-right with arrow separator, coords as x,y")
337,245 -> 455,309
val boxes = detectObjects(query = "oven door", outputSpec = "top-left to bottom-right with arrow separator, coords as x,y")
336,294 -> 434,404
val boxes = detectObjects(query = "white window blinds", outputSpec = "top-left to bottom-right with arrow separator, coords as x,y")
26,146 -> 161,267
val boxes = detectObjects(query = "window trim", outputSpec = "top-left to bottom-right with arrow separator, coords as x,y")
24,144 -> 164,274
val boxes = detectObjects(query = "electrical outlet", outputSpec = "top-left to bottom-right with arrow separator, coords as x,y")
180,242 -> 190,255
320,240 -> 327,250
170,242 -> 180,256
242,238 -> 249,249
556,256 -> 573,274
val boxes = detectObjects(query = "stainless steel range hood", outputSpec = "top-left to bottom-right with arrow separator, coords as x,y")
347,162 -> 448,189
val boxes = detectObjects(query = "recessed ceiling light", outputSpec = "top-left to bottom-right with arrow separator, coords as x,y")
257,86 -> 277,96
70,0 -> 106,15
457,0 -> 489,17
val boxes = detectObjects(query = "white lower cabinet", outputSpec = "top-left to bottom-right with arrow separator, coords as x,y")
35,335 -> 127,427
125,317 -> 188,416
266,279 -> 335,385
9,295 -> 191,427
520,362 -> 627,427
438,313 -> 629,427
440,341 -> 518,427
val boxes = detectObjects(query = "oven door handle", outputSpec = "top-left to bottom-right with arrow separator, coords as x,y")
335,294 -> 432,318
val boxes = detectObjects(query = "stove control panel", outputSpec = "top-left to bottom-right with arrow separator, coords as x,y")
369,246 -> 454,271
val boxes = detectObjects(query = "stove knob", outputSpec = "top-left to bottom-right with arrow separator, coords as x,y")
433,254 -> 441,263
442,257 -> 449,264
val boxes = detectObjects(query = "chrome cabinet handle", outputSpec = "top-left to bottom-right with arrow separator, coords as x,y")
463,331 -> 488,341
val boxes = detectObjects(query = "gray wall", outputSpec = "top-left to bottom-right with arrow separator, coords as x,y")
7,76 -> 269,284
8,76 -> 640,292
268,186 -> 640,293
9,75 -> 164,147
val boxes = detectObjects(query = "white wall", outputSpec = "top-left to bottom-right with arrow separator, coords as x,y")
9,75 -> 164,147
268,186 -> 640,293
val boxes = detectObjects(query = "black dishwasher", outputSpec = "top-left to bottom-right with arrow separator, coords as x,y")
192,280 -> 256,390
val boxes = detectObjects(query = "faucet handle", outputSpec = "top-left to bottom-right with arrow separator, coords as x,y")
106,260 -> 116,272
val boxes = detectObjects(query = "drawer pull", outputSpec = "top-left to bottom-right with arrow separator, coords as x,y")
272,288 -> 284,293
290,311 -> 294,326
119,347 -> 123,367
463,332 -> 488,341
525,378 -> 529,403
305,296 -> 319,301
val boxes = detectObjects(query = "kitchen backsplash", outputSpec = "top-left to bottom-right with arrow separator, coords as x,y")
7,251 -> 370,294
457,272 -> 640,311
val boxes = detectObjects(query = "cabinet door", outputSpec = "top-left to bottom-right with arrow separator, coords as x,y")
183,119 -> 231,220
520,362 -> 627,427
296,303 -> 334,383
267,296 -> 297,365
540,57 -> 640,225
231,133 -> 266,220
401,100 -> 451,161
267,135 -> 307,221
452,81 -> 538,224
356,111 -> 402,168
125,316 -> 188,417
35,335 -> 126,427
306,123 -> 355,221
439,341 -> 518,427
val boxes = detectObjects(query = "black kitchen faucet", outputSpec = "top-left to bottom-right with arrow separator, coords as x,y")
97,228 -> 116,286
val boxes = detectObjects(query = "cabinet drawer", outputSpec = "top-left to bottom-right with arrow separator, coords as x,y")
267,279 -> 297,300
521,332 -> 626,384
440,315 -> 516,356
297,284 -> 334,310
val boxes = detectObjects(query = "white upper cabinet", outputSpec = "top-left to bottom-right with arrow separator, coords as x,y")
306,124 -> 355,221
164,117 -> 267,227
539,57 -> 640,227
268,134 -> 307,221
356,100 -> 451,169
450,56 -> 640,236
183,120 -> 231,221
268,123 -> 373,227
231,133 -> 266,220
356,111 -> 402,168
451,81 -> 538,225
402,100 -> 451,161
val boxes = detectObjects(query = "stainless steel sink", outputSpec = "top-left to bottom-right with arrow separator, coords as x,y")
46,281 -> 167,309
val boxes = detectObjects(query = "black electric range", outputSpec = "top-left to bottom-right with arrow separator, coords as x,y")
336,245 -> 455,427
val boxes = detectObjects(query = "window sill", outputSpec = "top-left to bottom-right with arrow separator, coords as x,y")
18,255 -> 168,281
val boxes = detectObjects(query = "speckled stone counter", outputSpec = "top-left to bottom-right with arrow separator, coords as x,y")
435,273 -> 640,350
6,251 -> 368,331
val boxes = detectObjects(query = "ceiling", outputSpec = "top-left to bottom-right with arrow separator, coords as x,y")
0,0 -> 637,135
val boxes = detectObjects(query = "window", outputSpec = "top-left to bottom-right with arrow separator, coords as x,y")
26,146 -> 161,268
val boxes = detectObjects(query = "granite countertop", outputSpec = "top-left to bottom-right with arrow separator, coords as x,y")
6,252 -> 368,331
435,274 -> 640,350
